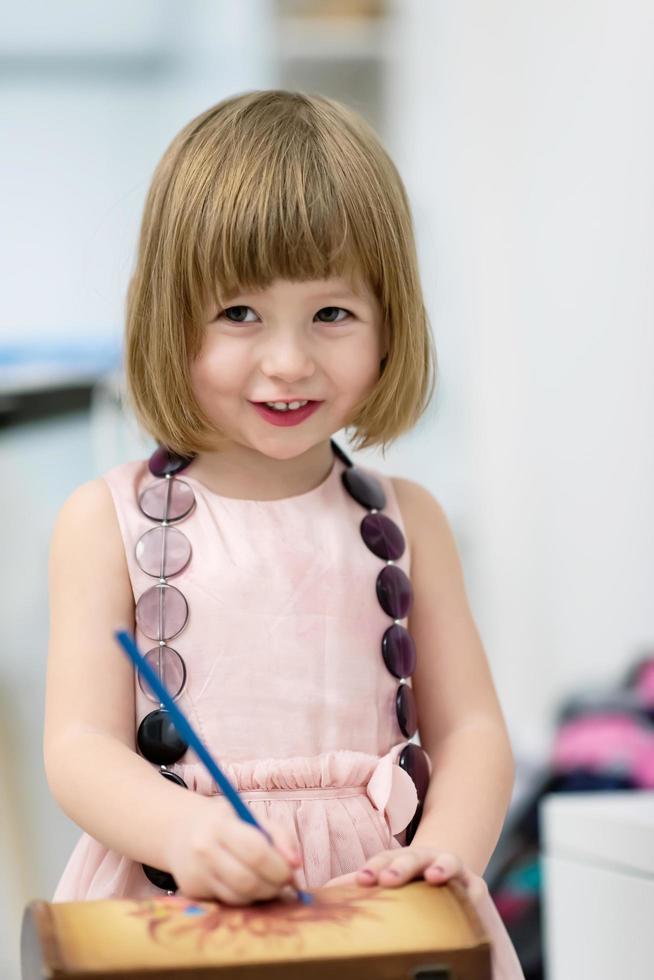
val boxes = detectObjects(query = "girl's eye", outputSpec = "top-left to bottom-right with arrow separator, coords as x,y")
221,306 -> 258,323
218,305 -> 352,324
315,307 -> 351,324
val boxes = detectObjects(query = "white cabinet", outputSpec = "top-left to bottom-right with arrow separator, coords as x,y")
541,791 -> 654,980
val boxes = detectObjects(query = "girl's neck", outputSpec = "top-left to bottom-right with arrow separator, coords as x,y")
184,440 -> 336,501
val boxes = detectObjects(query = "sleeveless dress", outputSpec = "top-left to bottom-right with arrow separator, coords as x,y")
53,452 -> 419,899
51,451 -> 525,979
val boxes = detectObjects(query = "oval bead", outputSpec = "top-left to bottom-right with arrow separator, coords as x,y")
160,768 -> 188,789
330,438 -> 354,468
136,584 -> 188,641
398,743 -> 431,802
376,565 -> 413,619
341,466 -> 386,511
360,513 -> 405,561
149,446 -> 195,478
381,624 -> 416,679
137,708 -> 188,765
138,478 -> 196,523
404,800 -> 423,846
141,763 -> 186,891
135,526 -> 192,579
396,683 -> 418,738
137,646 -> 187,703
142,863 -> 177,892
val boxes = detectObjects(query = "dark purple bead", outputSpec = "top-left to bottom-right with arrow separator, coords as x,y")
396,683 -> 418,738
376,564 -> 413,619
381,624 -> 416,679
398,743 -> 431,802
149,446 -> 195,478
360,513 -> 405,561
137,708 -> 188,765
142,863 -> 177,892
341,466 -> 386,511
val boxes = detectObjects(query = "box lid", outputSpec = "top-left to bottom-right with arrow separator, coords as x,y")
541,790 -> 654,877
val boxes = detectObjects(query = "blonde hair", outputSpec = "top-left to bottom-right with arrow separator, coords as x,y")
125,89 -> 437,455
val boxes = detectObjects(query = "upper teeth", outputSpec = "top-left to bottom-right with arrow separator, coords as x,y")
265,400 -> 308,411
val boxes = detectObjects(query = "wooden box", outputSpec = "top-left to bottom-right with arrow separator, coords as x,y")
22,880 -> 491,979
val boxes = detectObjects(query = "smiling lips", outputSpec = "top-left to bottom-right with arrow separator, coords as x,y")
250,400 -> 322,427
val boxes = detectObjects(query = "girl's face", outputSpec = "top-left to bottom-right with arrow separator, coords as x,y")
191,276 -> 386,459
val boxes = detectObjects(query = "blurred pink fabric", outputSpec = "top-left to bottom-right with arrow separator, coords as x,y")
52,451 -> 523,978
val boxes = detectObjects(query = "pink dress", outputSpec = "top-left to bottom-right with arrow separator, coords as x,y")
52,451 -> 524,979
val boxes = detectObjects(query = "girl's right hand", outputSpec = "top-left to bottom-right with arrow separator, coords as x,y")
164,796 -> 303,905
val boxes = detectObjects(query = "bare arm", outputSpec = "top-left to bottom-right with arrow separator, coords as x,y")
44,478 -> 213,872
393,478 -> 516,876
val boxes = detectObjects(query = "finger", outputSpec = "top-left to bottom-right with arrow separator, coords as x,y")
355,850 -> 396,883
357,851 -> 423,887
247,812 -> 303,869
263,819 -> 303,868
219,823 -> 295,887
210,843 -> 283,902
323,871 -> 359,889
424,852 -> 464,883
452,870 -> 489,904
377,852 -> 428,885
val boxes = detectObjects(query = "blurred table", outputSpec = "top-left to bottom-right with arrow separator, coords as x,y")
541,790 -> 654,979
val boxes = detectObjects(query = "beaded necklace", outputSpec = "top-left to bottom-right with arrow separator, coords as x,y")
133,438 -> 430,892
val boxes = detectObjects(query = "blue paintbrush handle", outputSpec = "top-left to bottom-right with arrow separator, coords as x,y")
114,629 -> 312,904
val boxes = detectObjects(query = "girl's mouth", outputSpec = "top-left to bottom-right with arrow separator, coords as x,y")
249,400 -> 322,427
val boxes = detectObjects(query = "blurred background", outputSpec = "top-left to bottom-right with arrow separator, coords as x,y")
2,1 -> 654,977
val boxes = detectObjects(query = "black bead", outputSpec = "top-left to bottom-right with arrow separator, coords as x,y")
137,709 -> 188,765
149,446 -> 195,478
142,863 -> 178,892
341,467 -> 386,511
160,768 -> 188,789
360,512 -> 405,560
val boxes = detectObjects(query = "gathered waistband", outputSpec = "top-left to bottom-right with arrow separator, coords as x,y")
166,746 -> 422,835
216,785 -> 368,802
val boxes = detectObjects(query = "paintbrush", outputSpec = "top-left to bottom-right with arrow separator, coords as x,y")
114,629 -> 312,905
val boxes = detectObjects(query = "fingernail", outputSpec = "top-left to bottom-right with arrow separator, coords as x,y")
431,865 -> 446,875
359,869 -> 375,879
384,868 -> 400,878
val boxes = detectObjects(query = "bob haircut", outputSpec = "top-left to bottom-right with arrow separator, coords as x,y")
125,89 -> 437,456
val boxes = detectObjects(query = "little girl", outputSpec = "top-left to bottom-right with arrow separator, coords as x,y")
45,89 -> 523,977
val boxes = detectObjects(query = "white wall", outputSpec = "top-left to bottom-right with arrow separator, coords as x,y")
383,0 -> 654,757
0,4 -> 275,977
0,0 -> 275,347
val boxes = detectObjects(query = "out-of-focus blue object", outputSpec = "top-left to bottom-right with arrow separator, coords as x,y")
0,339 -> 121,395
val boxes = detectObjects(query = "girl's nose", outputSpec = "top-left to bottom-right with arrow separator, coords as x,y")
259,336 -> 315,382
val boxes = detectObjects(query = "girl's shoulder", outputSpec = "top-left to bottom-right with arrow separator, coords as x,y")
49,475 -> 133,626
50,458 -> 150,572
390,475 -> 455,562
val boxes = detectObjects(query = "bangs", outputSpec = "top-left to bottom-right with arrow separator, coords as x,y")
170,95 -> 389,317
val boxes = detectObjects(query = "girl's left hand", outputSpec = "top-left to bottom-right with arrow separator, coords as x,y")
352,846 -> 488,903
